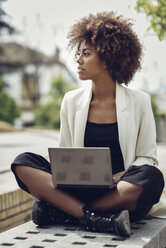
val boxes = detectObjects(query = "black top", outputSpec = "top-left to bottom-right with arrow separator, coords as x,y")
84,121 -> 125,175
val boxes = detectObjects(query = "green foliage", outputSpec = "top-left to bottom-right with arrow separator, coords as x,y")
0,1 -> 15,35
34,74 -> 76,129
150,95 -> 165,121
136,0 -> 166,40
34,99 -> 61,129
0,77 -> 21,124
151,95 -> 159,118
50,74 -> 73,98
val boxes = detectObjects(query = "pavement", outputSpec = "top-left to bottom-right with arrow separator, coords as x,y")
0,128 -> 166,195
0,128 -> 59,173
0,128 -> 59,194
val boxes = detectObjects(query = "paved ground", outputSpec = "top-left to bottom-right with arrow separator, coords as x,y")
0,128 -> 59,173
0,128 -> 165,195
0,128 -> 165,172
0,129 -> 59,194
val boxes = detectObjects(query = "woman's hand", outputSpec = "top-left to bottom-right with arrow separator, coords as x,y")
113,170 -> 127,185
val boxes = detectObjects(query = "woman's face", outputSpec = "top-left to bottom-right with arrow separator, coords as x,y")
75,40 -> 106,81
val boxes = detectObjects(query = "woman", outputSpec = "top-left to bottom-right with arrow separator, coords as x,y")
11,11 -> 164,237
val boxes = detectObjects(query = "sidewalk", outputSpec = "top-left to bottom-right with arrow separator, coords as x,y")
0,129 -> 166,173
0,128 -> 59,173
0,129 -> 166,194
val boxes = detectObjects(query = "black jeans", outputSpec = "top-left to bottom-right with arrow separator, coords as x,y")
11,152 -> 165,222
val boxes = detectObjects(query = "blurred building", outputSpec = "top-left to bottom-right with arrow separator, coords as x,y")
0,42 -> 78,125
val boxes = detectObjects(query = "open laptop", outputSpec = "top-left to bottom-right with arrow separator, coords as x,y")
48,147 -> 114,189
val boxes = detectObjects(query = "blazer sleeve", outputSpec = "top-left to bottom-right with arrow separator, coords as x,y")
132,94 -> 159,167
58,94 -> 72,147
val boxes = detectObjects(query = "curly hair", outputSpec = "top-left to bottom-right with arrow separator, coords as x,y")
67,11 -> 143,85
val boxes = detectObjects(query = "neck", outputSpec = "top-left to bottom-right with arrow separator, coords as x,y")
91,73 -> 116,101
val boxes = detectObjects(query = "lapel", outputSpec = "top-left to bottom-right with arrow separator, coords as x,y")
74,83 -> 92,147
73,83 -> 128,165
116,84 -> 128,165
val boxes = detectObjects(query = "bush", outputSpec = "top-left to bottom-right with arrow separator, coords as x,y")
35,99 -> 61,129
34,74 -> 76,129
0,77 -> 21,124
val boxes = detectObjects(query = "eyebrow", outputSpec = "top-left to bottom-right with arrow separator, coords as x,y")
78,48 -> 92,52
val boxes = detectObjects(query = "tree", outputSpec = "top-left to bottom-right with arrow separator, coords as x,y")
0,2 -> 18,125
0,0 -> 15,35
136,0 -> 166,40
34,74 -> 76,129
0,77 -> 21,124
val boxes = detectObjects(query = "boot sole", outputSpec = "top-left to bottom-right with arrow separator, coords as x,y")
114,210 -> 131,237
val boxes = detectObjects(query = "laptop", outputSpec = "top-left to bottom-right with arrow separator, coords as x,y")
48,147 -> 114,189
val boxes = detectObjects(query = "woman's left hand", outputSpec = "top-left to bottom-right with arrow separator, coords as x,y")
113,170 -> 127,185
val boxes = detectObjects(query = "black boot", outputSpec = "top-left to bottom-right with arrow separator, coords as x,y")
32,201 -> 78,226
79,205 -> 131,237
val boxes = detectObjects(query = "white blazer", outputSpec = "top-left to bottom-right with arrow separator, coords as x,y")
59,83 -> 166,218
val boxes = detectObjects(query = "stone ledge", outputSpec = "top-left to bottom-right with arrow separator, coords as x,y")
0,218 -> 166,248
0,188 -> 35,232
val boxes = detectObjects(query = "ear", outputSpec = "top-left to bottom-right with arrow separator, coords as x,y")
104,63 -> 107,69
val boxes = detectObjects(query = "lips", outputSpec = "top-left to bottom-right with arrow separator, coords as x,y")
77,67 -> 84,73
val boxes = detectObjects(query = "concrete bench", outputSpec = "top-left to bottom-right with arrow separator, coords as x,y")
0,171 -> 35,232
0,217 -> 166,248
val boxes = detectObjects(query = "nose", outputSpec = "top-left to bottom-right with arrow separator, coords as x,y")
76,54 -> 83,64
77,58 -> 82,64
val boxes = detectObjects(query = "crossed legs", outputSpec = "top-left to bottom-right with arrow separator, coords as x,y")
14,165 -> 143,217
